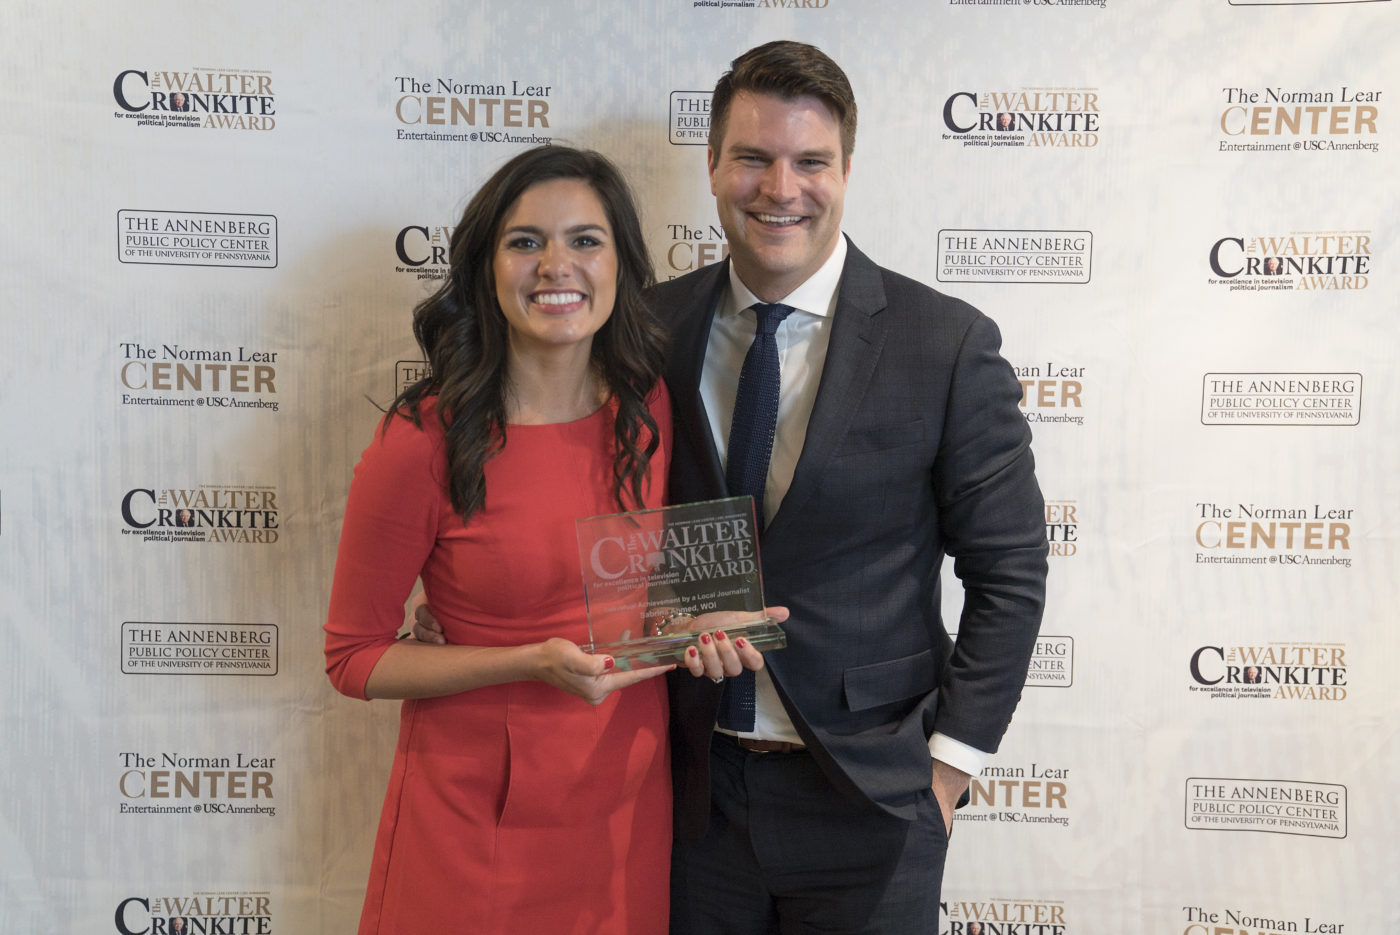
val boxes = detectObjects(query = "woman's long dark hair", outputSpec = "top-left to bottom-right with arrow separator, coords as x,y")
387,146 -> 667,523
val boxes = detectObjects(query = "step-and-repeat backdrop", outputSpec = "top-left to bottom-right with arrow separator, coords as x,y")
4,1 -> 1398,932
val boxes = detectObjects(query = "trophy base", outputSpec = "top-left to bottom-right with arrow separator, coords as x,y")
592,617 -> 787,671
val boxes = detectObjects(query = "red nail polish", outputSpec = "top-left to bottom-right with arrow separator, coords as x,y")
603,657 -> 615,670
735,638 -> 748,649
715,631 -> 728,641
687,647 -> 698,659
700,633 -> 712,645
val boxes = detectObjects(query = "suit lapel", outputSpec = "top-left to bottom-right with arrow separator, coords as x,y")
765,241 -> 889,540
665,262 -> 730,494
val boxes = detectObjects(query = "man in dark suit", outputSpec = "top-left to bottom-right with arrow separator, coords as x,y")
661,41 -> 1048,934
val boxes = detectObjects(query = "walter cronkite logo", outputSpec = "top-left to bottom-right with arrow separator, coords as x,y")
1207,231 -> 1371,291
941,897 -> 1068,935
112,67 -> 275,130
943,88 -> 1100,148
585,514 -> 757,586
120,485 -> 280,544
1188,641 -> 1348,701
394,223 -> 453,281
1044,499 -> 1078,558
114,894 -> 273,935
393,74 -> 552,145
1218,85 -> 1380,153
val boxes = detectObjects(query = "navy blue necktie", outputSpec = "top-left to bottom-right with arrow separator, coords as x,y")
718,302 -> 794,732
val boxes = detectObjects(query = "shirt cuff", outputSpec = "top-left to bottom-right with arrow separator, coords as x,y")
928,732 -> 989,777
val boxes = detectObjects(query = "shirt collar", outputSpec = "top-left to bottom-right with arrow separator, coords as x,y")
725,234 -> 848,319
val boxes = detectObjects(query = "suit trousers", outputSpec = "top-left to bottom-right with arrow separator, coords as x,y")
670,734 -> 948,935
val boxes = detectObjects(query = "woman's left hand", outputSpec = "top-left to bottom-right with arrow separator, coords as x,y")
679,606 -> 788,682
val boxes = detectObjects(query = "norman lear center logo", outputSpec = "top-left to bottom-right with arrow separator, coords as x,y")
393,74 -> 552,145
118,750 -> 277,816
1180,904 -> 1346,935
1208,231 -> 1371,291
1018,363 -> 1086,427
665,222 -> 729,280
1193,500 -> 1353,568
960,760 -> 1071,827
1218,85 -> 1381,153
112,67 -> 276,130
943,88 -> 1100,147
118,341 -> 280,413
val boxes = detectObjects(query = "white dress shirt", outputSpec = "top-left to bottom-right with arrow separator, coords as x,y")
698,235 -> 987,777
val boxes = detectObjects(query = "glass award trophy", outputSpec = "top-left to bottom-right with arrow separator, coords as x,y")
575,496 -> 787,669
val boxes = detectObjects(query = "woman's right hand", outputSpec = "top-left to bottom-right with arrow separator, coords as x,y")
532,637 -> 673,705
408,598 -> 447,644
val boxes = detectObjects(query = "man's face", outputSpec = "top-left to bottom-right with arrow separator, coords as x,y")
708,91 -> 849,301
172,93 -> 185,109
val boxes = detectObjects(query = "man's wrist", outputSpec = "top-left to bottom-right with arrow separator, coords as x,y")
928,731 -> 988,777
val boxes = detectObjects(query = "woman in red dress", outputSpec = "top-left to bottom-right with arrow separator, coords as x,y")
324,146 -> 763,934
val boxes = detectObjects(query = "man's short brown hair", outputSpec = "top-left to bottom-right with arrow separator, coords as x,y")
707,40 -> 857,167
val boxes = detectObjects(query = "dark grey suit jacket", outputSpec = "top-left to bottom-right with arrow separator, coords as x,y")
656,239 -> 1048,841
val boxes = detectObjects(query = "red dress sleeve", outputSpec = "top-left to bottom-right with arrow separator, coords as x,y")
324,410 -> 445,700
